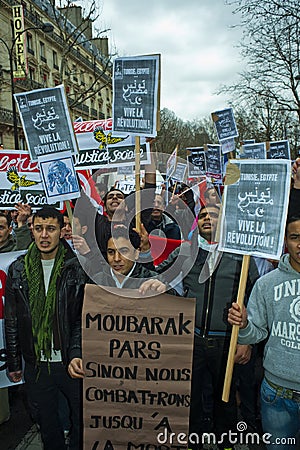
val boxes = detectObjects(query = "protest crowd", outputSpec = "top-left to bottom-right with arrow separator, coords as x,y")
0,58 -> 299,450
0,148 -> 298,450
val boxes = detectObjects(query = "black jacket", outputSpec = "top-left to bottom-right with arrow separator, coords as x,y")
4,244 -> 87,372
144,213 -> 181,240
157,242 -> 259,335
165,188 -> 196,240
182,249 -> 259,335
288,187 -> 300,219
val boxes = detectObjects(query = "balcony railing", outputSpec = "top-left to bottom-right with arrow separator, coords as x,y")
81,104 -> 89,114
90,107 -> 97,117
67,97 -> 89,114
15,78 -> 43,90
0,106 -> 21,126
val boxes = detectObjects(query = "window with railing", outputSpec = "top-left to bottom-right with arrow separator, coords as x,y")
19,136 -> 27,150
90,100 -> 96,117
106,87 -> 110,101
80,71 -> 85,86
53,51 -> 59,70
29,66 -> 35,81
91,107 -> 97,117
72,65 -> 78,82
27,33 -> 34,55
40,41 -> 46,63
42,72 -> 48,87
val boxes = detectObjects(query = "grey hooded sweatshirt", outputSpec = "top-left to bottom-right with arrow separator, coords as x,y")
238,253 -> 300,392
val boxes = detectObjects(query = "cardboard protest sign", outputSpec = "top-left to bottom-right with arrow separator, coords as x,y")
211,107 -> 238,142
73,119 -> 151,169
112,55 -> 160,137
267,140 -> 291,160
0,251 -> 26,388
0,149 -> 62,209
205,144 -> 222,184
14,85 -> 78,161
219,160 -> 291,259
82,285 -> 195,450
187,148 -> 206,178
38,151 -> 80,204
239,142 -> 267,159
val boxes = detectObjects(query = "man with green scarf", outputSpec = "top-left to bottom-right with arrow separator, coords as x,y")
0,203 -> 32,425
4,206 -> 86,450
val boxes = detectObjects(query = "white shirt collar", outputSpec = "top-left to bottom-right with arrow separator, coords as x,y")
110,262 -> 137,288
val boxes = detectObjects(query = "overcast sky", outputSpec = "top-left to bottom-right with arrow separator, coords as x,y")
98,0 -> 243,122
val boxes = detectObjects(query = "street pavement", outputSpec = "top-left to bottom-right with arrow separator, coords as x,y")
14,425 -> 42,450
0,385 -> 34,450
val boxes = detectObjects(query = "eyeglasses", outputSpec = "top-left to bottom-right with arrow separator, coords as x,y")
198,211 -> 219,220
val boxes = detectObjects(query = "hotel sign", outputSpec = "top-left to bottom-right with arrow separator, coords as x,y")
12,5 -> 27,80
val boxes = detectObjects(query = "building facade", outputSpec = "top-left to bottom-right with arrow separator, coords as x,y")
0,0 -> 112,150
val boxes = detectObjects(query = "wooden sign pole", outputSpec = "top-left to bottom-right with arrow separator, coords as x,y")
135,136 -> 141,233
171,181 -> 178,201
222,254 -> 250,402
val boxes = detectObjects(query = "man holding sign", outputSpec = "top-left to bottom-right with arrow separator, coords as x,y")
157,204 -> 259,449
68,225 -> 173,379
228,214 -> 300,450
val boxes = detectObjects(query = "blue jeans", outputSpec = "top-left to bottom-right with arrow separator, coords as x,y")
260,378 -> 300,450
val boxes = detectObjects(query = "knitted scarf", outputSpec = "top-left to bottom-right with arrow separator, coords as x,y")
24,241 -> 66,364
